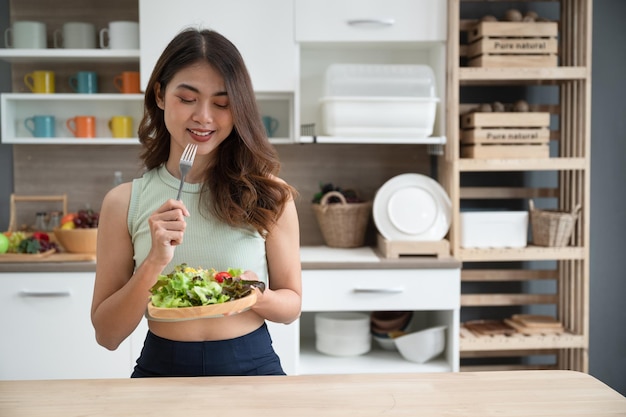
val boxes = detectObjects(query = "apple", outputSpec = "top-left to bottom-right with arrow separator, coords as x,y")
0,233 -> 9,254
61,213 -> 76,226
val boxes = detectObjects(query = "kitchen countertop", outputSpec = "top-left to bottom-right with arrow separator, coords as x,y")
1,370 -> 624,417
0,246 -> 461,273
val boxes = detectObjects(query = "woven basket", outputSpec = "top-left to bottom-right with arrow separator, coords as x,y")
529,200 -> 581,247
312,191 -> 372,248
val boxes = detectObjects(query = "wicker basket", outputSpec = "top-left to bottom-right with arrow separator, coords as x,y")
312,191 -> 372,248
529,200 -> 581,247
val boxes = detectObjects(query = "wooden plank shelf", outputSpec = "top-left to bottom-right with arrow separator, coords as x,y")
458,246 -> 585,262
458,158 -> 587,172
459,326 -> 586,352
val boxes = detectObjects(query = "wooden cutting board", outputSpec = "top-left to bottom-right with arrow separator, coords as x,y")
0,251 -> 96,263
464,319 -> 516,336
511,314 -> 563,328
504,317 -> 564,335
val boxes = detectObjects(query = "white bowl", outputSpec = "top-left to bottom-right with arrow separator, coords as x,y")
394,325 -> 446,364
372,333 -> 397,351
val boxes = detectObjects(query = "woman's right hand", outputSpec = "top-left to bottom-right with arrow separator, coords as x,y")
146,199 -> 190,266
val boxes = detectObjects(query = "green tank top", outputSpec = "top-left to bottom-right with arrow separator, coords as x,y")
128,165 -> 268,283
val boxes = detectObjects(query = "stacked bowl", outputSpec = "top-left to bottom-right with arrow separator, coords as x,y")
370,311 -> 413,351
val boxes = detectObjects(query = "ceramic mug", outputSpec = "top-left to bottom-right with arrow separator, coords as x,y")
53,22 -> 96,49
108,115 -> 133,138
24,115 -> 55,138
66,115 -> 96,138
262,116 -> 279,137
24,70 -> 55,93
99,21 -> 139,49
4,21 -> 47,49
114,71 -> 140,94
69,71 -> 98,94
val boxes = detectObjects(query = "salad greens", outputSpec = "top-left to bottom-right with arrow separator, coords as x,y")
150,264 -> 244,308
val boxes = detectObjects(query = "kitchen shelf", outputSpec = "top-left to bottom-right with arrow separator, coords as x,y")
0,49 -> 140,64
299,135 -> 447,145
3,137 -> 140,145
457,246 -> 585,262
458,158 -> 587,172
1,93 -> 143,144
459,67 -> 588,83
298,340 -> 453,375
459,328 -> 586,352
2,93 -> 143,101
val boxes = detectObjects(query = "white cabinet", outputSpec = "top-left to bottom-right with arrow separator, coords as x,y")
270,258 -> 460,376
139,0 -> 297,94
296,0 -> 448,145
295,0 -> 446,42
0,272 -> 139,380
0,93 -> 143,145
139,0 -> 298,143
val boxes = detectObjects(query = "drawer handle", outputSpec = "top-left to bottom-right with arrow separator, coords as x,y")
20,290 -> 71,298
353,287 -> 404,294
346,18 -> 396,28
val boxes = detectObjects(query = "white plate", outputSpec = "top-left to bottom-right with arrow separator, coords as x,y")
373,173 -> 451,241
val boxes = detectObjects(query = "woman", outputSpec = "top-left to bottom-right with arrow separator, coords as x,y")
91,28 -> 302,377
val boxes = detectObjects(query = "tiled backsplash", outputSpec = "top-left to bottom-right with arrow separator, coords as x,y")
13,143 -> 431,246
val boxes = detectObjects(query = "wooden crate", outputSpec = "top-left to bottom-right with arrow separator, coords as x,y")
461,112 -> 550,159
467,21 -> 558,68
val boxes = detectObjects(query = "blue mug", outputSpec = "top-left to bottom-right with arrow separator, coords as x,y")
69,71 -> 98,94
24,115 -> 55,137
262,116 -> 279,138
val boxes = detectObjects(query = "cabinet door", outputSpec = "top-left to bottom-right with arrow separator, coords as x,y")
0,273 -> 132,380
139,0 -> 297,93
295,0 -> 446,42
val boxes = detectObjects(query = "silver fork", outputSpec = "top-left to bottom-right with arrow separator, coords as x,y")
176,143 -> 198,200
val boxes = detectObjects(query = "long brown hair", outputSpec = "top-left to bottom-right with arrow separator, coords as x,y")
138,28 -> 296,234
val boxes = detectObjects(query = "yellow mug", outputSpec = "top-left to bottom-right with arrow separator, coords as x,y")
24,70 -> 55,93
108,115 -> 133,138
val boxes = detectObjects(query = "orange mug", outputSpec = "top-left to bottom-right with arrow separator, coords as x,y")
114,71 -> 140,94
66,115 -> 96,138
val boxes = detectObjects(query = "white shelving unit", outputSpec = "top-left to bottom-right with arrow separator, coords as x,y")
0,49 -> 140,63
1,93 -> 143,144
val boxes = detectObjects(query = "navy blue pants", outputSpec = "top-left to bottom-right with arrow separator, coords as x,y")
131,323 -> 285,377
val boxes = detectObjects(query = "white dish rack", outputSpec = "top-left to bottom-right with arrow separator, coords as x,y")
319,64 -> 440,138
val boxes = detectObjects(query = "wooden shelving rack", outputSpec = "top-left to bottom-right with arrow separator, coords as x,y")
441,0 -> 592,372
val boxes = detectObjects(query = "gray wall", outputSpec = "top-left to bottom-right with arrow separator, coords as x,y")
0,0 -> 623,395
588,0 -> 626,396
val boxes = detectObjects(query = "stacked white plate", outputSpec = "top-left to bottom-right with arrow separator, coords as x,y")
315,312 -> 371,357
373,173 -> 452,241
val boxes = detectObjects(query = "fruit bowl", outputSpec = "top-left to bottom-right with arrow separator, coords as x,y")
53,228 -> 97,254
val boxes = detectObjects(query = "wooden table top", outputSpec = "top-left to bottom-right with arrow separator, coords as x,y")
1,370 -> 624,417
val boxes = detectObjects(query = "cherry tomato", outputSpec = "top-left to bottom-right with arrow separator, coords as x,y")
214,271 -> 232,283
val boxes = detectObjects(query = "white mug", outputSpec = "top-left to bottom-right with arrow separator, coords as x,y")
4,21 -> 47,49
54,22 -> 96,49
99,21 -> 139,49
